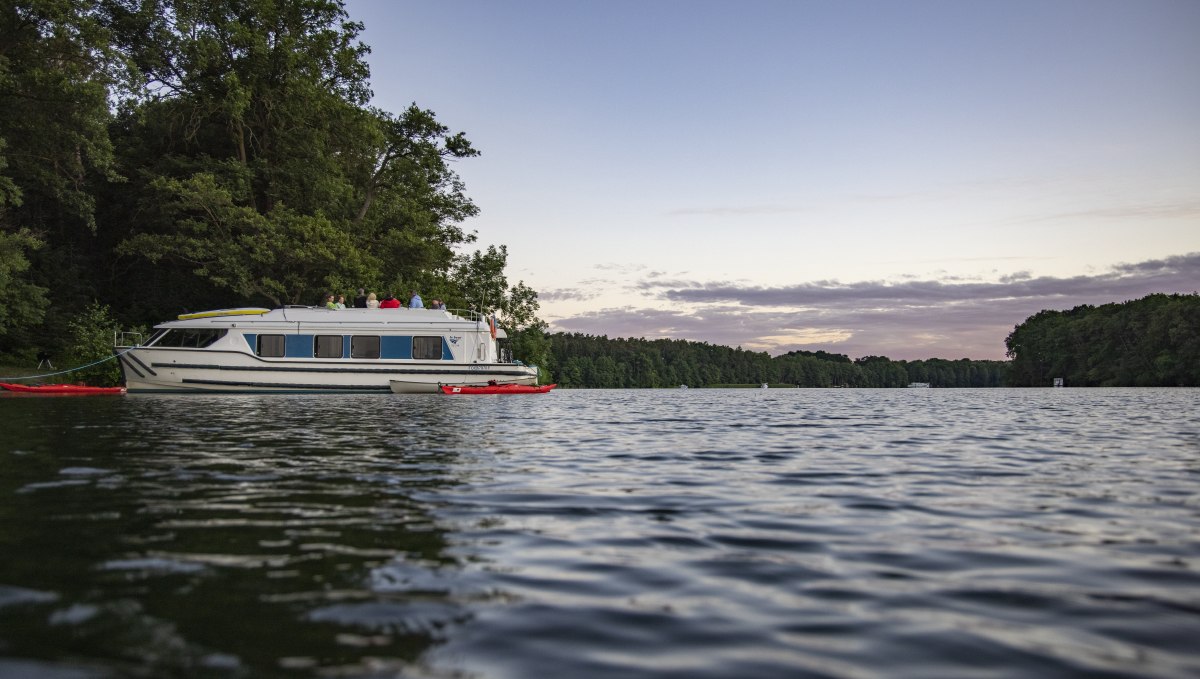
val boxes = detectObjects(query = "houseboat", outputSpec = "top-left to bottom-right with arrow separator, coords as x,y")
114,307 -> 539,393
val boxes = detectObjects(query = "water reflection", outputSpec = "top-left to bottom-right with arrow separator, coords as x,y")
0,394 -> 496,677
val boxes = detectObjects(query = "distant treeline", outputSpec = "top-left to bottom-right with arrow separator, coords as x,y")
546,334 -> 1009,388
1005,293 -> 1200,387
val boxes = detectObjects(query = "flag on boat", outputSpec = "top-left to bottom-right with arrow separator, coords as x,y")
489,313 -> 497,340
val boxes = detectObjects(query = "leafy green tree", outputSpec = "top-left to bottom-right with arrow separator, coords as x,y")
119,172 -> 371,305
1006,294 -> 1200,386
0,0 -> 124,231
0,0 -> 127,350
0,229 -> 48,337
511,320 -> 553,382
61,302 -> 122,386
0,0 -> 551,373
450,245 -> 538,324
108,0 -> 480,311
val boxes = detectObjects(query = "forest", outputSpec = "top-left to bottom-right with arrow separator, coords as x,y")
0,0 -> 547,371
545,334 -> 1010,388
1005,293 -> 1200,387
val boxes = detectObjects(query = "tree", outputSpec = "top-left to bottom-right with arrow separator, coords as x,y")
1005,294 -> 1200,387
0,0 -> 548,370
0,229 -> 47,338
0,0 -> 124,231
119,172 -> 372,305
109,0 -> 480,310
0,0 -> 125,349
449,245 -> 538,323
61,302 -> 123,386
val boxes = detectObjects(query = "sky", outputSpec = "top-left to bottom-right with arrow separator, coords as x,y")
345,0 -> 1200,360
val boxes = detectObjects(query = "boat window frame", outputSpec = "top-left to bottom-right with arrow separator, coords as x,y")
314,334 -> 343,359
151,328 -> 228,349
256,334 -> 286,358
412,336 -> 443,360
351,335 -> 381,359
144,329 -> 169,346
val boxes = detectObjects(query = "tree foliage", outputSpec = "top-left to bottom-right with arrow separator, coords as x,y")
0,228 -> 48,335
107,0 -> 480,307
545,334 -> 1010,388
62,301 -> 123,386
1,0 -> 125,333
0,0 -> 544,374
1005,293 -> 1200,386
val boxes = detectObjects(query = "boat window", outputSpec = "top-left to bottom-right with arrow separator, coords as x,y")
413,336 -> 443,360
144,329 -> 169,346
351,336 -> 380,359
152,328 -> 227,348
315,335 -> 343,359
257,334 -> 285,357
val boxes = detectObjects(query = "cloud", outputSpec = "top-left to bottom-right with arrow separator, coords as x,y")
547,253 -> 1200,360
538,288 -> 603,303
641,252 -> 1200,308
665,205 -> 807,217
1026,200 -> 1200,223
593,263 -> 647,273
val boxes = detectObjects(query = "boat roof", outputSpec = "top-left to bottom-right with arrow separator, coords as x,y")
160,306 -> 506,336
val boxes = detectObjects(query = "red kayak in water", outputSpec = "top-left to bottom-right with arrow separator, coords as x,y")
0,382 -> 126,395
439,383 -> 556,395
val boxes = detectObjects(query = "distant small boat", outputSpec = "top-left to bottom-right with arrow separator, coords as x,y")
761,383 -> 769,389
432,383 -> 556,395
0,382 -> 126,395
907,382 -> 931,388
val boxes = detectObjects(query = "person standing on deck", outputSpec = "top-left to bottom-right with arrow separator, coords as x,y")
409,291 -> 424,308
353,288 -> 368,308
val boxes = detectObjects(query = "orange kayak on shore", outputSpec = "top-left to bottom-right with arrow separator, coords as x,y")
439,383 -> 556,395
0,382 -> 127,395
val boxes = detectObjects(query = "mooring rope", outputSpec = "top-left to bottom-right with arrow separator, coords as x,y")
0,347 -> 135,382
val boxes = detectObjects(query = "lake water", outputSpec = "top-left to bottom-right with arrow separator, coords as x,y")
1,388 -> 1198,678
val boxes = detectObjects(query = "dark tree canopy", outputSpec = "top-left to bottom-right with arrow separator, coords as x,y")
0,0 -> 541,365
545,333 -> 1010,389
1005,293 -> 1200,387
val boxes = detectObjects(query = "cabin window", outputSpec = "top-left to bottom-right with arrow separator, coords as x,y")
152,328 -> 227,348
314,335 -> 343,359
412,336 -> 443,360
257,334 -> 285,357
351,336 -> 380,359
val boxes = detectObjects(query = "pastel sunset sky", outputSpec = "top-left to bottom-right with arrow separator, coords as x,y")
346,0 -> 1199,359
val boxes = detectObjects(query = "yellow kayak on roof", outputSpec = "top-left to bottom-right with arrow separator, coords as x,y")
177,308 -> 272,320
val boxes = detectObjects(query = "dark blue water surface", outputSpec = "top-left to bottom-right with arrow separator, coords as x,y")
1,388 -> 1198,678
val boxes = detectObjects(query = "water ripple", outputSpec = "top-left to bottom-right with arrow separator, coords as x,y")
0,388 -> 1197,677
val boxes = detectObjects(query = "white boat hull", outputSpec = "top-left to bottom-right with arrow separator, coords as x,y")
117,347 -> 537,393
118,347 -> 537,393
114,306 -> 539,394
